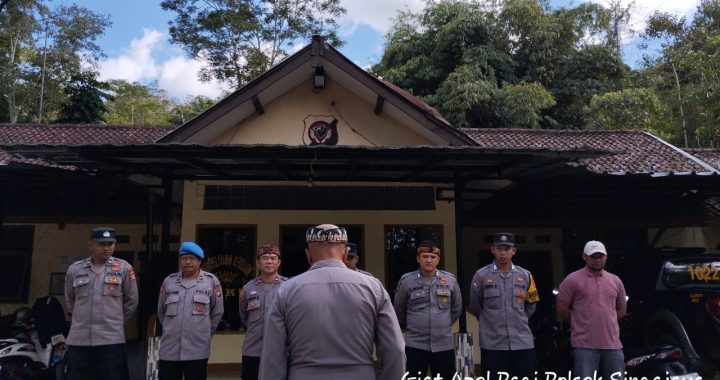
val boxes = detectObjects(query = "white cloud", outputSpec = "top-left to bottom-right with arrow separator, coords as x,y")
589,0 -> 700,39
97,28 -> 228,101
158,56 -> 229,100
339,0 -> 424,36
98,29 -> 161,82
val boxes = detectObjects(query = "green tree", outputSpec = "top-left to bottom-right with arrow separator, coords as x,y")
373,0 -> 627,129
585,87 -> 673,139
104,80 -> 175,126
641,0 -> 720,147
0,0 -> 110,123
496,82 -> 556,128
55,71 -> 111,124
160,0 -> 346,89
0,0 -> 41,123
170,95 -> 217,125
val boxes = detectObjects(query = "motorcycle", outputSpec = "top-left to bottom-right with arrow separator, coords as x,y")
0,307 -> 68,380
624,345 -> 699,380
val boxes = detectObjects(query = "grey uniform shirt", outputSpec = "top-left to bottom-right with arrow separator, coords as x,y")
259,259 -> 405,380
393,269 -> 462,352
65,257 -> 139,346
354,268 -> 374,277
157,270 -> 224,361
238,275 -> 287,357
468,263 -> 538,350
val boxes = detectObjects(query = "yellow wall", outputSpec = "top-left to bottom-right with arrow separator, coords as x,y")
214,79 -> 434,146
183,179 -> 457,363
2,223 -> 162,340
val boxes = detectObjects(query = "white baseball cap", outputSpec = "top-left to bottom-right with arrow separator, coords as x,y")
583,240 -> 607,256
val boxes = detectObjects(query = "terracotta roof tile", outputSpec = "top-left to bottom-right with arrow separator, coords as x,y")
0,123 -> 175,167
0,123 -> 174,145
461,128 -> 717,175
380,80 -> 452,127
685,149 -> 720,171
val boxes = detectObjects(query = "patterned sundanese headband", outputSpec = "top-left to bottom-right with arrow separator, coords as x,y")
257,244 -> 281,258
305,224 -> 348,244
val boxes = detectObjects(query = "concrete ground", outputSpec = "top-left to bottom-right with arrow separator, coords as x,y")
128,341 -> 241,379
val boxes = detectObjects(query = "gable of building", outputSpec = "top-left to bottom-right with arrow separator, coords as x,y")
158,36 -> 474,147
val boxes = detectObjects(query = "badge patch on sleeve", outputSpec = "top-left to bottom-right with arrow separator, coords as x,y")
128,268 -> 136,281
526,274 -> 540,303
214,285 -> 222,298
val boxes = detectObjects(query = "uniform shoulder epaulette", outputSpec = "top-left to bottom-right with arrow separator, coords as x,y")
203,271 -> 216,279
399,271 -> 415,281
279,275 -> 289,281
513,265 -> 531,275
68,258 -> 87,268
438,269 -> 456,278
167,272 -> 179,278
478,263 -> 494,273
111,257 -> 128,265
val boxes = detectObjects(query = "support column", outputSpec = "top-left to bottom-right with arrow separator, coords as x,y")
453,179 -> 474,377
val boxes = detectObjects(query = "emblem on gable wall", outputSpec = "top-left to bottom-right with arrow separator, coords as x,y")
305,117 -> 339,145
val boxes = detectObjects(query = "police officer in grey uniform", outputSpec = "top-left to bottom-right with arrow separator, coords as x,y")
64,227 -> 139,380
157,241 -> 224,380
468,232 -> 540,380
239,244 -> 287,380
259,224 -> 405,380
344,242 -> 373,276
394,240 -> 462,380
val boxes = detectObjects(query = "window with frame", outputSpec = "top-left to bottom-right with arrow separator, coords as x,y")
0,225 -> 34,303
196,225 -> 256,331
385,225 -> 443,297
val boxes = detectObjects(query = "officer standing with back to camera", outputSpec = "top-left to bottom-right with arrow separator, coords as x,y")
157,242 -> 224,380
64,227 -> 139,380
468,232 -> 540,380
259,224 -> 405,380
394,240 -> 462,380
238,244 -> 287,380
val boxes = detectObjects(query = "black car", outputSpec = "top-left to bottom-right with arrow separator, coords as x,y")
620,249 -> 720,377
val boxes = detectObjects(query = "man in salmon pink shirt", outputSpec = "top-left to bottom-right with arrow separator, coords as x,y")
557,240 -> 627,380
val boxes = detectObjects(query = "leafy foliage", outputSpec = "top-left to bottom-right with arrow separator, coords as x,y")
55,72 -> 111,124
585,87 -> 673,139
104,80 -> 176,126
161,0 -> 346,89
641,0 -> 720,147
0,0 -> 110,123
372,0 -> 627,130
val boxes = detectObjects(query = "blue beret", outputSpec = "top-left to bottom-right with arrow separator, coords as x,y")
179,241 -> 204,259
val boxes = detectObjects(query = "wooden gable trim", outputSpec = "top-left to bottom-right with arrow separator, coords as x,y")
158,45 -> 314,143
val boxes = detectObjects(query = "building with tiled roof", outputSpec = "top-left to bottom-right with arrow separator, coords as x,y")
2,37 -> 720,372
0,124 -> 173,167
462,128 -> 718,176
686,148 -> 720,172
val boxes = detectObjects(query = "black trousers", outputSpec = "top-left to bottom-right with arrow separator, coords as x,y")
67,344 -> 129,380
480,349 -> 536,380
241,356 -> 260,380
158,359 -> 209,380
406,346 -> 456,380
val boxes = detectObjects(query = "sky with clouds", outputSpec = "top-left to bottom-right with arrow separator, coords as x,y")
71,0 -> 699,102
